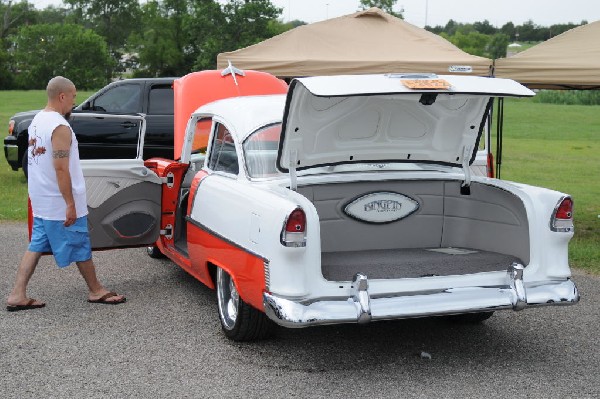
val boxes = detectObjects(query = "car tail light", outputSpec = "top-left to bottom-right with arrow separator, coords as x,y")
551,197 -> 574,232
280,208 -> 306,247
486,153 -> 495,178
8,119 -> 15,135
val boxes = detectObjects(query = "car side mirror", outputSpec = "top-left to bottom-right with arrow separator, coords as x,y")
80,101 -> 91,111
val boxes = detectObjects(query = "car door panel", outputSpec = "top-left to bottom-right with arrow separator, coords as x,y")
82,158 -> 163,249
77,114 -> 163,249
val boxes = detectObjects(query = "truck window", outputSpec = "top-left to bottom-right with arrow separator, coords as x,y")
93,83 -> 141,113
207,123 -> 238,175
148,86 -> 174,115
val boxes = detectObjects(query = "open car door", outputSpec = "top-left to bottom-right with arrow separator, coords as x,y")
79,114 -> 163,249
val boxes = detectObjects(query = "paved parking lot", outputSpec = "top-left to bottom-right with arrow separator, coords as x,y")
1,222 -> 599,398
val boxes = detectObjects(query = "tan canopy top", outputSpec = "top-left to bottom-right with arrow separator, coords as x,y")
217,8 -> 492,78
494,20 -> 600,89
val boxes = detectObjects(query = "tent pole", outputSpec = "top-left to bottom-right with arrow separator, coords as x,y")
496,97 -> 504,179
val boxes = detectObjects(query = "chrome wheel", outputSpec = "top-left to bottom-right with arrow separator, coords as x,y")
217,268 -> 239,331
146,245 -> 165,259
215,266 -> 275,340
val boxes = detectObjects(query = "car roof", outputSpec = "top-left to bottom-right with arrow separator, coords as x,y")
192,95 -> 286,142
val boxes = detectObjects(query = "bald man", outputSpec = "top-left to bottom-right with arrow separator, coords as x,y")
6,76 -> 125,311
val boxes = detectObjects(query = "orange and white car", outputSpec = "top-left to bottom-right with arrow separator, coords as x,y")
78,69 -> 579,341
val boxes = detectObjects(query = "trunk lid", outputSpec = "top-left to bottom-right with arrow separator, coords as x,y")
277,74 -> 533,172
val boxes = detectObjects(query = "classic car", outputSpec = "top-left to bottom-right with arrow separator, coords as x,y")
74,69 -> 579,341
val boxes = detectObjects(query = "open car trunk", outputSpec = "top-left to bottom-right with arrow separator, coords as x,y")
297,179 -> 529,282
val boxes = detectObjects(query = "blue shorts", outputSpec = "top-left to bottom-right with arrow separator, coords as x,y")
29,216 -> 92,268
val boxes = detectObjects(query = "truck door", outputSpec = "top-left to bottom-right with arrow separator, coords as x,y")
72,81 -> 144,159
143,83 -> 175,159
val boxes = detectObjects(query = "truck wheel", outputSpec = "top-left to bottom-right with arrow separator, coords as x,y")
446,312 -> 494,324
216,267 -> 273,341
22,154 -> 28,179
146,245 -> 165,259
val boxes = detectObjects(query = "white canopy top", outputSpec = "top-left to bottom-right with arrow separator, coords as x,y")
218,8 -> 492,78
495,20 -> 600,89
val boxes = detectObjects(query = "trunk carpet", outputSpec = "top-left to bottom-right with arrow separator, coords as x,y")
321,247 -> 522,281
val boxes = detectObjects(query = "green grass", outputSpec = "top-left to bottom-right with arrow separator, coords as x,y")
1,92 -> 598,274
499,98 -> 600,274
532,90 -> 600,105
0,90 -> 95,220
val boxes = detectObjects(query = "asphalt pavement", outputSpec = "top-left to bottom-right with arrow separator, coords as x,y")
1,221 -> 598,399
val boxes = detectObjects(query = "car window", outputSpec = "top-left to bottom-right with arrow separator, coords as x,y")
148,85 -> 174,115
243,123 -> 282,178
93,83 -> 141,113
206,123 -> 239,175
192,118 -> 212,154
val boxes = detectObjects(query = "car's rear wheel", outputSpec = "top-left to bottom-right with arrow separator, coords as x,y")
216,267 -> 273,341
446,311 -> 494,323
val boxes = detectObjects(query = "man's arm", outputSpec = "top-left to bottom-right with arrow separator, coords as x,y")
51,125 -> 76,226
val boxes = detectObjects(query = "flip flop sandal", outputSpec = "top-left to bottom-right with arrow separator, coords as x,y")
88,292 -> 126,305
6,298 -> 46,312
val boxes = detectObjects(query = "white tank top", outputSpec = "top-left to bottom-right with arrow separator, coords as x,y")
27,111 -> 88,220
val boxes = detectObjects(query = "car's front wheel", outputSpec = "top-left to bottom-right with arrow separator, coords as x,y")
146,245 -> 165,259
216,267 -> 273,341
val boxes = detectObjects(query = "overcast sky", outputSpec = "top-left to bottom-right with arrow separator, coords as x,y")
32,0 -> 600,28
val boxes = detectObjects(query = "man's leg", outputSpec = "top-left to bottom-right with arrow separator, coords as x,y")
6,251 -> 45,307
76,258 -> 125,303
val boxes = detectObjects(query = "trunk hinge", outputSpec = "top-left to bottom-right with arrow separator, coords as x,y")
289,149 -> 298,191
161,172 -> 175,188
160,224 -> 173,239
461,145 -> 473,195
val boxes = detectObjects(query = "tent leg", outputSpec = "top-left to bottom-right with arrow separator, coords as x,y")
496,97 -> 504,179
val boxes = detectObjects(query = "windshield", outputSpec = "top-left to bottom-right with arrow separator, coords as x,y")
243,123 -> 456,178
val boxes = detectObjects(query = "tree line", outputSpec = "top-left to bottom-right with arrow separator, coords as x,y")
0,0 -> 587,91
426,19 -> 586,59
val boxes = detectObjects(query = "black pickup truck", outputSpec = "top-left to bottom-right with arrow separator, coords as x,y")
4,78 -> 176,176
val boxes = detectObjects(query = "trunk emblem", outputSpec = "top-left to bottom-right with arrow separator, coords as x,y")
344,192 -> 419,224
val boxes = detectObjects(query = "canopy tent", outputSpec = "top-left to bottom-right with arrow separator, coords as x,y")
494,20 -> 600,89
217,8 -> 492,77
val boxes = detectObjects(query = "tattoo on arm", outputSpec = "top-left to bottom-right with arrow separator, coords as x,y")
52,150 -> 70,159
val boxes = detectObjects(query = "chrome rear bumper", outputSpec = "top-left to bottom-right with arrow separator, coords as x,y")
263,263 -> 580,328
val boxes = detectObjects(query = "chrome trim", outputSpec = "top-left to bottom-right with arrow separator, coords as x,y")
280,207 -> 307,247
217,268 -> 239,330
507,262 -> 527,311
343,191 -> 420,225
264,260 -> 271,292
351,273 -> 371,324
186,217 -> 268,262
263,275 -> 579,328
550,196 -> 574,233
